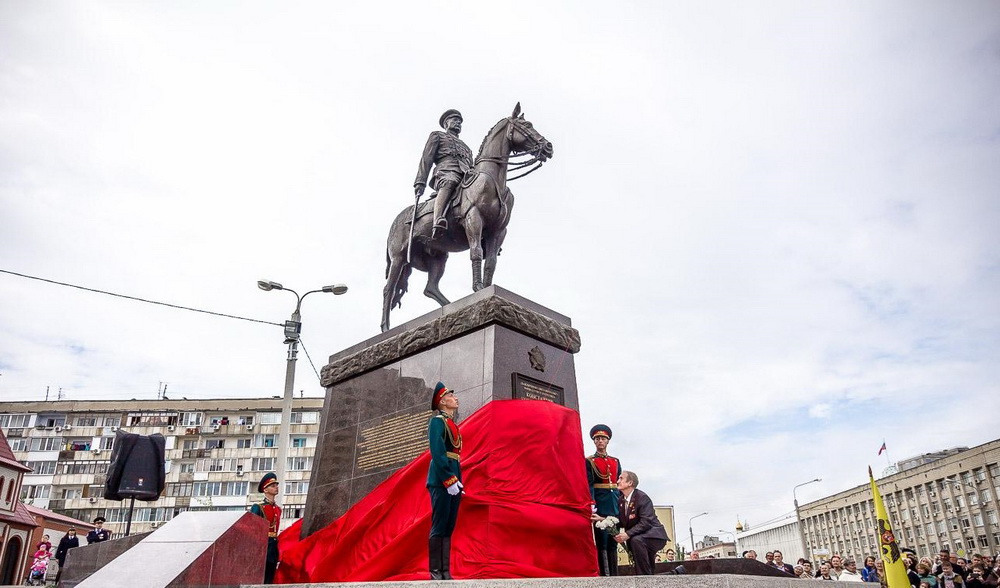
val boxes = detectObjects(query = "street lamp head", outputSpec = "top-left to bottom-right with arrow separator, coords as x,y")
322,284 -> 349,295
257,280 -> 283,292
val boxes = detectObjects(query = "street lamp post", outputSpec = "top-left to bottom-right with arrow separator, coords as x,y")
258,280 -> 347,499
717,529 -> 736,553
689,512 -> 708,556
793,478 -> 821,563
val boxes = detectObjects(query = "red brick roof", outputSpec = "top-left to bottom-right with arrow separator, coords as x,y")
0,429 -> 32,472
24,504 -> 95,530
0,500 -> 39,528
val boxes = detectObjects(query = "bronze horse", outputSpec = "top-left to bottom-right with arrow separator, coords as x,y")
381,103 -> 553,332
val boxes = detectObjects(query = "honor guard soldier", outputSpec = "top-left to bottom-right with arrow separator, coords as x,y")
251,472 -> 282,584
414,109 -> 475,239
587,424 -> 622,576
427,381 -> 462,579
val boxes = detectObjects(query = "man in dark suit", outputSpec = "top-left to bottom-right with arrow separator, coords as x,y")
772,550 -> 795,575
612,470 -> 668,575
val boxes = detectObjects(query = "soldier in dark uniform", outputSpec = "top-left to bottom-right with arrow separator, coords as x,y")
250,472 -> 282,584
427,381 -> 462,580
586,424 -> 622,576
414,109 -> 475,238
86,517 -> 110,543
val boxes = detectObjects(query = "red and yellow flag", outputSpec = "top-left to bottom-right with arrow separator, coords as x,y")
869,466 -> 910,588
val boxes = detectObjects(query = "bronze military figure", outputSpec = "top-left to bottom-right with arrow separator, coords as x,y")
382,103 -> 553,332
414,109 -> 475,239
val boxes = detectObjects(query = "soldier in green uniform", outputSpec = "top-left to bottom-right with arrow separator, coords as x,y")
427,381 -> 463,579
250,472 -> 282,584
586,424 -> 622,576
414,109 -> 475,238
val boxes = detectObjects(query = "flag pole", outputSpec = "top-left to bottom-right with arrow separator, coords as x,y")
869,466 -> 910,588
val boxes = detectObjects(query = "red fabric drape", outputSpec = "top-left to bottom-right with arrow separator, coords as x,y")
276,399 -> 598,582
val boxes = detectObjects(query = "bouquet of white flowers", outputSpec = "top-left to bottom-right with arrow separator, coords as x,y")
594,516 -> 619,531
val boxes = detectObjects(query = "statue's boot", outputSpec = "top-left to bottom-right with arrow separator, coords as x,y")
429,536 -> 444,580
432,218 -> 448,239
431,184 -> 454,239
442,537 -> 453,580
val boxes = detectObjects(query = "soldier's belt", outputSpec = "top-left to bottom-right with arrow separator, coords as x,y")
446,452 -> 460,461
268,532 -> 278,538
592,483 -> 616,489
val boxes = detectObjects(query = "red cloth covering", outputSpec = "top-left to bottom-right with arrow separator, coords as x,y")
276,399 -> 598,582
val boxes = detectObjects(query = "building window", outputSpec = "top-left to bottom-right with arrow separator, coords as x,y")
287,457 -> 312,471
973,513 -> 984,527
968,493 -> 979,506
255,435 -> 277,448
974,468 -> 987,482
258,412 -> 281,425
284,481 -> 309,495
9,438 -> 27,451
982,489 -> 993,504
179,413 -> 203,427
290,412 -> 319,424
205,439 -> 225,450
29,437 -> 62,451
291,437 -> 307,448
0,414 -> 32,428
236,438 -> 252,449
251,457 -> 275,471
100,437 -> 115,450
61,488 -> 83,499
25,461 -> 57,475
102,416 -> 121,427
75,417 -> 97,427
180,463 -> 195,474
978,534 -> 989,548
20,485 -> 50,499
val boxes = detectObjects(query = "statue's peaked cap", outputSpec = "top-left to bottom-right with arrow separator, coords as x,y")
439,109 -> 463,128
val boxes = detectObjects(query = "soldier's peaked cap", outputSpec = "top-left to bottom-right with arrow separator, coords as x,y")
258,472 -> 277,493
432,381 -> 451,410
439,109 -> 463,128
93,516 -> 106,524
590,424 -> 612,439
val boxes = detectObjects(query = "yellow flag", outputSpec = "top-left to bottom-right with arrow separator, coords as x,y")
869,466 -> 911,588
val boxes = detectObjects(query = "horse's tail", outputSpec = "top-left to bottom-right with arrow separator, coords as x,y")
390,263 -> 411,311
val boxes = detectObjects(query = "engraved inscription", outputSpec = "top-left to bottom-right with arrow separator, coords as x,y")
356,410 -> 431,472
511,373 -> 565,405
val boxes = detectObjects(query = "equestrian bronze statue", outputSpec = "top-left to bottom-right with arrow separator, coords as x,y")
381,103 -> 553,332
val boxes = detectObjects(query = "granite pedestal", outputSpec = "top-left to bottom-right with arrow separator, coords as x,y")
302,286 -> 582,537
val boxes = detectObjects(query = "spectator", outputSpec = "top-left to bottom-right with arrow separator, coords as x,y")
905,555 -> 922,588
862,556 -> 878,582
829,554 -> 845,579
916,561 -> 939,587
54,528 -> 79,583
765,551 -> 775,566
872,559 -> 887,587
86,517 -> 109,543
664,548 -> 675,561
938,561 -> 966,588
840,558 -> 865,582
817,562 -> 835,580
966,564 -> 988,588
36,534 -> 52,553
795,565 -> 804,577
773,550 -> 795,575
743,549 -> 758,560
802,560 -> 814,578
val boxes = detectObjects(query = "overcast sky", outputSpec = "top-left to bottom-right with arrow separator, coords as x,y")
2,1 -> 998,547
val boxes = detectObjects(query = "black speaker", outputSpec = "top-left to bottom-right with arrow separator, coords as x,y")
104,431 -> 166,501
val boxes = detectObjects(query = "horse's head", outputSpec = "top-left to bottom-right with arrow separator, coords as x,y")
506,103 -> 554,162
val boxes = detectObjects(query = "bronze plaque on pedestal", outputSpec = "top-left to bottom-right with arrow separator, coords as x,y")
511,373 -> 565,405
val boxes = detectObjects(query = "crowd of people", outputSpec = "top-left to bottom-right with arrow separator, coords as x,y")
740,548 -> 1000,586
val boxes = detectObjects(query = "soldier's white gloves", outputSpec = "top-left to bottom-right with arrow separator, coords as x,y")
447,482 -> 461,496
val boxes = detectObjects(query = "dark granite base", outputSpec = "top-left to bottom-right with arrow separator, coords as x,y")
303,287 -> 581,537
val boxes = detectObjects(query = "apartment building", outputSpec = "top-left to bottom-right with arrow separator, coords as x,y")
0,398 -> 323,536
798,438 -> 1000,560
